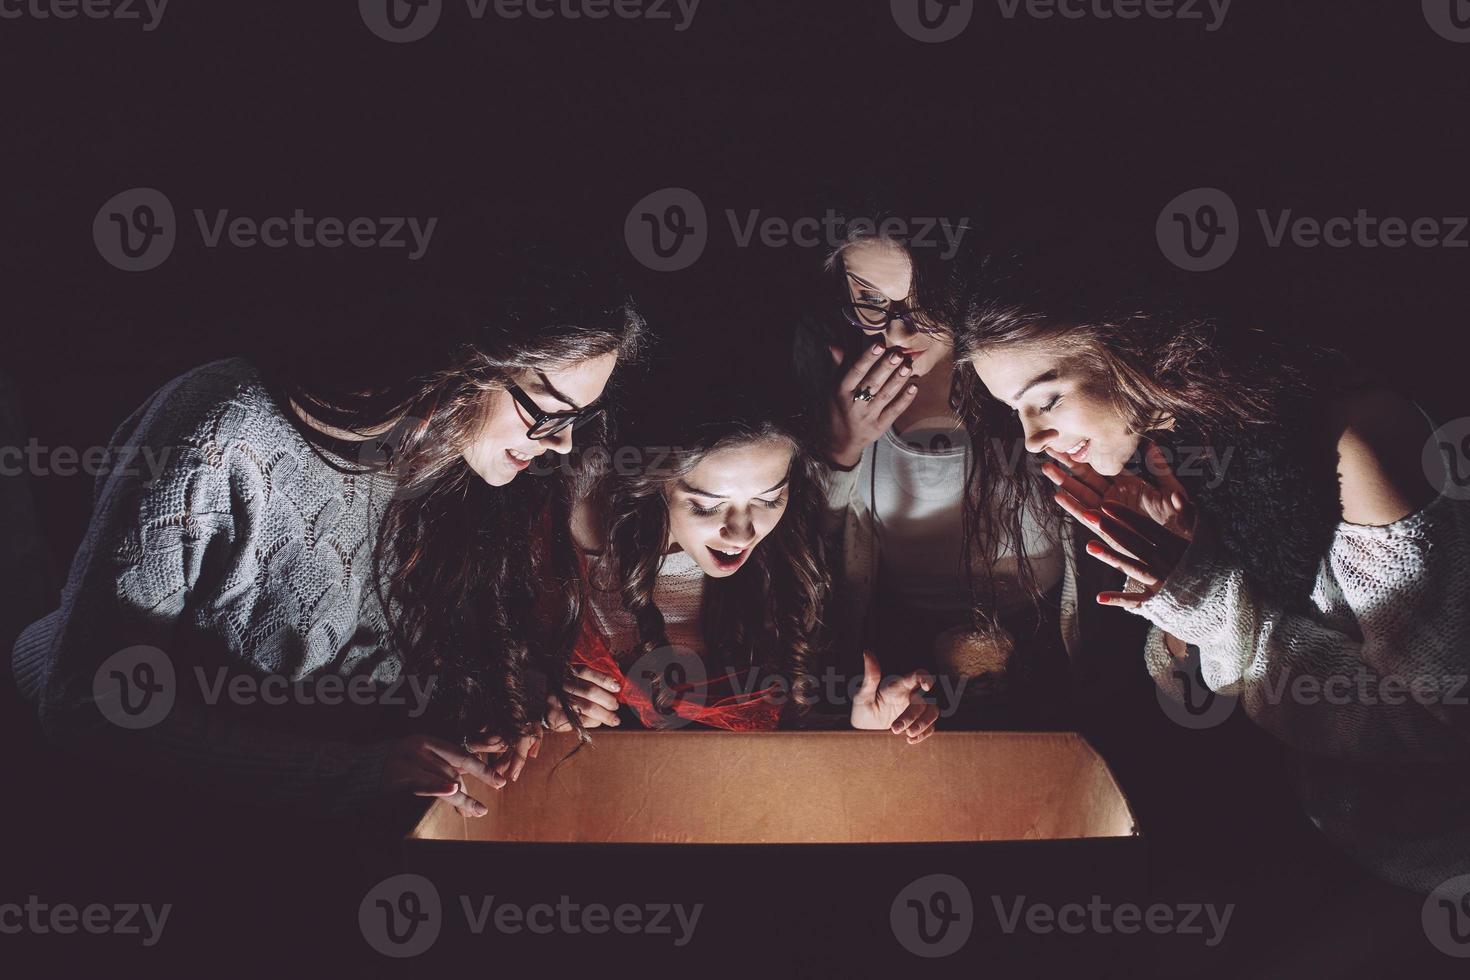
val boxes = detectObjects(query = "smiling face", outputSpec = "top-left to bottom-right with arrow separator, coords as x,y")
461,352 -> 619,487
664,436 -> 795,578
840,238 -> 953,379
970,341 -> 1140,476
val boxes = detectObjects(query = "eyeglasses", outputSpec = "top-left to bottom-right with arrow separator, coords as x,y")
507,383 -> 605,440
841,301 -> 945,336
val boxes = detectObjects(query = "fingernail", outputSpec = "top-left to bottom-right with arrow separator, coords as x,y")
899,366 -> 911,376
871,344 -> 883,355
890,354 -> 902,364
907,384 -> 918,394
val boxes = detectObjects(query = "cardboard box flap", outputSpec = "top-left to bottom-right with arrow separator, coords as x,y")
411,731 -> 1138,845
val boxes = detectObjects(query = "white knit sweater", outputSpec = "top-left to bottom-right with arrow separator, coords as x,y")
587,548 -> 706,658
10,359 -> 405,816
1138,488 -> 1470,892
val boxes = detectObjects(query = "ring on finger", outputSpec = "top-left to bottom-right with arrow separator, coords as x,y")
852,386 -> 875,403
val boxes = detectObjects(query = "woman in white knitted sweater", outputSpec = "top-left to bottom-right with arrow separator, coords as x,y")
11,255 -> 646,820
957,270 -> 1470,893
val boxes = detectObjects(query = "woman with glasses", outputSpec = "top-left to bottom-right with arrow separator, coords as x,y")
795,214 -> 1127,727
10,252 -> 646,821
529,360 -> 940,743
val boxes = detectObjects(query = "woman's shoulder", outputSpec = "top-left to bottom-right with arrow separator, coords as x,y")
123,357 -> 285,450
1321,384 -> 1438,527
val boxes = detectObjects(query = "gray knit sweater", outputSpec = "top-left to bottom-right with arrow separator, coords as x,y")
11,358 -> 409,816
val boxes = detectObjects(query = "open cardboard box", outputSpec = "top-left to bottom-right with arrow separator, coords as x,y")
402,731 -> 1146,971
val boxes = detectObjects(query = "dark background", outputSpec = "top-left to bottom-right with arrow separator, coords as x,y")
5,1 -> 1467,574
2,1 -> 1468,976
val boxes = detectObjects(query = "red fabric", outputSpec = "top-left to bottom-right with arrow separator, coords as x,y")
571,620 -> 784,732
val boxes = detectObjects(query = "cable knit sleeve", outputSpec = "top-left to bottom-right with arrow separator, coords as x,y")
1133,493 -> 1470,760
11,365 -> 394,817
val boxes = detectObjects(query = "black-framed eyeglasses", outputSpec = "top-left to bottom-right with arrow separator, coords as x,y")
841,301 -> 945,336
507,383 -> 605,440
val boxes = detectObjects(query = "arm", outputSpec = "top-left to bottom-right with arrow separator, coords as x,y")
1091,397 -> 1469,757
1136,493 -> 1470,759
14,380 -> 493,817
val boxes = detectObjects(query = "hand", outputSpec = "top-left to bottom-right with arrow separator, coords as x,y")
379,733 -> 503,818
849,652 -> 939,745
1041,443 -> 1196,609
487,731 -> 542,784
821,343 -> 921,468
546,665 -> 623,732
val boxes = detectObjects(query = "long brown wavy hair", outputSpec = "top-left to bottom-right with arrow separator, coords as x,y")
268,254 -> 647,745
952,249 -> 1345,608
806,224 -> 1057,641
586,405 -> 829,719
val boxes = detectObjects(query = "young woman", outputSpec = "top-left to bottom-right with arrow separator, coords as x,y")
10,255 -> 646,820
958,271 -> 1470,891
549,373 -> 940,742
795,216 -> 1140,725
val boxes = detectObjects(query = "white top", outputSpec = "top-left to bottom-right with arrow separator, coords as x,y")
1138,485 -> 1470,892
870,424 -> 1063,616
588,548 -> 706,658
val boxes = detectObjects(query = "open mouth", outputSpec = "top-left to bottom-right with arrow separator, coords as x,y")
1062,438 -> 1090,463
505,448 -> 536,470
706,545 -> 749,571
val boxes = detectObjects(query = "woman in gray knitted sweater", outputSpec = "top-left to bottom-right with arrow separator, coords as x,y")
957,261 -> 1470,894
11,257 -> 646,821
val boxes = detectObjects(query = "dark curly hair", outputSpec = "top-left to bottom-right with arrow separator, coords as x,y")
585,398 -> 829,720
952,247 -> 1349,609
269,251 -> 647,746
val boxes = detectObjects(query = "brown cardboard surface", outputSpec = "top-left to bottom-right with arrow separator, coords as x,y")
410,730 -> 1138,845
